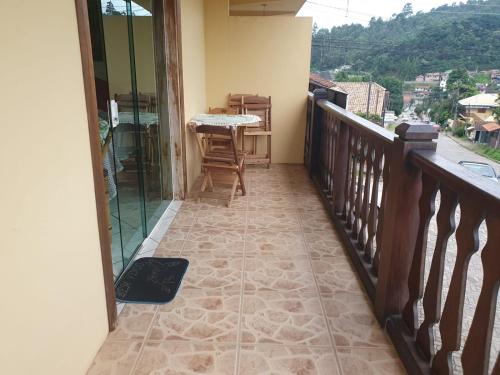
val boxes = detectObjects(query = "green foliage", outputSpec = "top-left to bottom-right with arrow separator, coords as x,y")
452,125 -> 466,137
414,106 -> 424,117
311,0 -> 500,80
480,146 -> 500,162
377,76 -> 403,115
355,112 -> 382,123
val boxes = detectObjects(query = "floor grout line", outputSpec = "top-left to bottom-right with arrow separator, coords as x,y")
298,207 -> 345,375
233,190 -> 249,375
128,305 -> 160,375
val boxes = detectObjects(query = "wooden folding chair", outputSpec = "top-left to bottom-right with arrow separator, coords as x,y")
228,93 -> 255,114
191,124 -> 246,207
241,95 -> 272,168
206,107 -> 238,151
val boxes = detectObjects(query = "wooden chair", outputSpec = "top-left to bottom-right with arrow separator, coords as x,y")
228,93 -> 255,114
191,124 -> 246,207
241,95 -> 272,168
115,93 -> 151,112
206,107 -> 238,151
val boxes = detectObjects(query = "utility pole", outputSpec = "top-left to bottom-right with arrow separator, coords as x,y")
366,77 -> 372,118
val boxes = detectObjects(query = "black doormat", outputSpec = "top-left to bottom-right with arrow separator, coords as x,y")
115,257 -> 189,304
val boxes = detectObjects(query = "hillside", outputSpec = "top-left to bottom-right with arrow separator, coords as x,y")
311,0 -> 500,81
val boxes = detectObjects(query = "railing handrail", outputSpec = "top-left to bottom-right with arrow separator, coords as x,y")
316,99 -> 395,145
410,149 -> 500,207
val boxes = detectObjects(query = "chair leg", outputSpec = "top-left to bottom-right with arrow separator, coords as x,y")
267,134 -> 271,169
200,170 -> 209,193
207,171 -> 214,192
228,174 -> 239,207
237,168 -> 246,196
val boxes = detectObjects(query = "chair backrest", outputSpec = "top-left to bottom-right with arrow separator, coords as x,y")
228,93 -> 256,114
208,107 -> 238,115
115,93 -> 150,112
192,125 -> 240,165
241,95 -> 272,130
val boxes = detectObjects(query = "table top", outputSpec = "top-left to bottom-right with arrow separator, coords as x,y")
119,112 -> 159,127
189,114 -> 260,128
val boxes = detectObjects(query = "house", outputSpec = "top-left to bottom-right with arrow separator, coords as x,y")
333,81 -> 387,117
474,121 -> 500,149
2,1 -> 497,375
459,93 -> 499,121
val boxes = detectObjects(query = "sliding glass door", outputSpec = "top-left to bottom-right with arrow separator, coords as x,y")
88,0 -> 171,279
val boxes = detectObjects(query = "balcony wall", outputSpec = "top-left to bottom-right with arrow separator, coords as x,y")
181,0 -> 313,191
0,2 -> 108,374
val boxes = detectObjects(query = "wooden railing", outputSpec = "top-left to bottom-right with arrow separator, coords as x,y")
305,90 -> 500,375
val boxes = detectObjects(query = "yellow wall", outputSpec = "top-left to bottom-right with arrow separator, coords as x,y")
0,2 -> 108,374
103,16 -> 156,97
204,0 -> 312,163
181,0 -> 207,190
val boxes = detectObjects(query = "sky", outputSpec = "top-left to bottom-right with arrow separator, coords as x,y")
297,0 -> 456,28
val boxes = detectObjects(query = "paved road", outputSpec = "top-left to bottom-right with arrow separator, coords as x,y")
435,134 -> 500,176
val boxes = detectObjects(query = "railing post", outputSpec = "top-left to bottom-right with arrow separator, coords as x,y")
333,121 -> 349,213
310,89 -> 328,177
375,122 -> 438,323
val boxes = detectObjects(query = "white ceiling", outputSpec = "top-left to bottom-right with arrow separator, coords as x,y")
229,0 -> 306,16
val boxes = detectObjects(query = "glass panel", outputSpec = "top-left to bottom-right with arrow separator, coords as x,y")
102,0 -> 145,275
88,0 -> 125,278
131,0 -> 171,234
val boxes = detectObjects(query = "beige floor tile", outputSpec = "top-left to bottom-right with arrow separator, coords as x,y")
248,195 -> 299,210
87,340 -> 142,375
194,209 -> 247,230
134,342 -> 237,375
170,210 -> 197,228
239,345 -> 341,375
304,230 -> 345,258
149,289 -> 240,343
294,194 -> 325,212
241,291 -> 329,346
245,229 -> 306,257
244,256 -> 316,294
107,304 -> 157,341
182,227 -> 245,257
322,291 -> 391,347
247,210 -> 301,231
181,255 -> 243,295
300,210 -> 335,232
337,347 -> 405,375
311,257 -> 364,296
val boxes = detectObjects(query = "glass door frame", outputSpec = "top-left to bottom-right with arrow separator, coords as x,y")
75,0 -> 186,331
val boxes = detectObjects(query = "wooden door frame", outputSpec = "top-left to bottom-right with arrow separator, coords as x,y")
74,0 -> 186,331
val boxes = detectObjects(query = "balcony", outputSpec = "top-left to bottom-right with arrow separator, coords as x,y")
88,163 -> 405,374
86,91 -> 500,374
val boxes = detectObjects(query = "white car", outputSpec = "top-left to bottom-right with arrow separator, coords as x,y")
458,161 -> 499,183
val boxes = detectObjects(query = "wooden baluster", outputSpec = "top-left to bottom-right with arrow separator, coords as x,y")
372,148 -> 390,276
461,211 -> 500,375
352,138 -> 366,239
334,120 -> 350,217
330,118 -> 339,199
416,186 -> 458,361
346,131 -> 358,230
359,142 -> 373,249
433,200 -> 486,374
364,145 -> 382,264
493,355 -> 500,375
402,172 -> 439,337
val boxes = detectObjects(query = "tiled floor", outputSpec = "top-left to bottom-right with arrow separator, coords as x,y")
87,164 -> 405,375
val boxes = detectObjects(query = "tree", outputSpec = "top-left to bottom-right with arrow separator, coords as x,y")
493,98 -> 500,123
105,1 -> 124,15
414,106 -> 424,118
377,76 -> 404,115
401,3 -> 414,18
